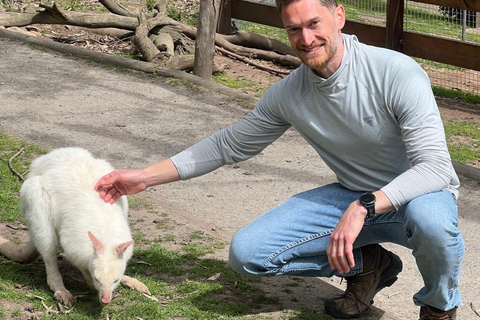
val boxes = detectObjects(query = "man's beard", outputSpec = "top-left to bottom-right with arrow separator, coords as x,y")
296,38 -> 339,73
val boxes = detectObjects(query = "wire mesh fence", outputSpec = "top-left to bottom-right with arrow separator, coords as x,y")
234,0 -> 480,96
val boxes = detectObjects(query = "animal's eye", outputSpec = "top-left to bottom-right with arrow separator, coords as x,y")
94,277 -> 100,283
113,279 -> 120,284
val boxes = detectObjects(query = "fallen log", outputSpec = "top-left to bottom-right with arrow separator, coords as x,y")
0,1 -> 300,71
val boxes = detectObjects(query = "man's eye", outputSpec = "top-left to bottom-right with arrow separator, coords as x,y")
287,27 -> 299,33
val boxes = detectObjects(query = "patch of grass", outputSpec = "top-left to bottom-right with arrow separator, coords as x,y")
1,0 -> 35,12
448,145 -> 480,164
415,58 -> 466,72
190,230 -> 213,240
444,118 -> 480,164
433,86 -> 480,104
56,0 -> 89,12
236,21 -> 290,45
166,78 -> 206,93
213,72 -> 268,97
444,119 -> 480,138
285,309 -> 332,320
213,73 -> 255,90
115,52 -> 140,60
145,0 -> 157,12
0,132 -> 45,222
167,5 -> 199,26
132,232 -> 147,244
0,239 -> 279,319
128,195 -> 158,214
153,218 -> 171,230
164,233 -> 176,242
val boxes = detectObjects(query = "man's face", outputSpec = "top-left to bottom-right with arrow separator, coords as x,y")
281,0 -> 345,77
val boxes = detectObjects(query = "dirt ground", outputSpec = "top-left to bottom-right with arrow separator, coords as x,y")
0,11 -> 480,320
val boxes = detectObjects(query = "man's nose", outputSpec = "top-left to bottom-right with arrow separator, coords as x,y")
301,29 -> 315,46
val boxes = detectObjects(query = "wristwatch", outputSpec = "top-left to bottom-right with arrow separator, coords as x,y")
359,192 -> 376,219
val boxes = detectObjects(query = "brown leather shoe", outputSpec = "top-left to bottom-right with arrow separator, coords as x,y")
420,305 -> 457,320
324,244 -> 403,319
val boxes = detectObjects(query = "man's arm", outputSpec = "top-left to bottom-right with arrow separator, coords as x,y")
95,159 -> 180,203
96,84 -> 291,203
327,55 -> 458,274
327,191 -> 393,274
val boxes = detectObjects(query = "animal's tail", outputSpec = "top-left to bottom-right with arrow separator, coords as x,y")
0,236 -> 39,262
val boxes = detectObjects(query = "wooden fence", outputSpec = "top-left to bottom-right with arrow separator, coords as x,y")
217,0 -> 480,72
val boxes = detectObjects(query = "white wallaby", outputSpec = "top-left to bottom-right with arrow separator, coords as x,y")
0,147 -> 150,306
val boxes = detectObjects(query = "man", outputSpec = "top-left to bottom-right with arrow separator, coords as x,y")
95,0 -> 464,318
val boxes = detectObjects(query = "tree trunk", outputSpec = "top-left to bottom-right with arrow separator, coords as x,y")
193,0 -> 220,80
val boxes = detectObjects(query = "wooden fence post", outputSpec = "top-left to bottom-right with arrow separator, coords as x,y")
216,0 -> 232,34
194,0 -> 220,79
386,0 -> 404,51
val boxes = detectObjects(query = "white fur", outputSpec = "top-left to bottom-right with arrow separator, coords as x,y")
17,147 -> 148,306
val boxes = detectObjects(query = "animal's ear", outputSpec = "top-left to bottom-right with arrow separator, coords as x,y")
88,231 -> 105,254
115,240 -> 133,258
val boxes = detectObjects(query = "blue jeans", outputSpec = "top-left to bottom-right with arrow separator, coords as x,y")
229,183 -> 464,311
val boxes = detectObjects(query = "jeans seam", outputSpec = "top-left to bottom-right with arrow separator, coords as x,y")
262,230 -> 333,270
448,225 -> 463,307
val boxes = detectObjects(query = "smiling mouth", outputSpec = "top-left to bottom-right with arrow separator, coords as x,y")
301,43 -> 324,54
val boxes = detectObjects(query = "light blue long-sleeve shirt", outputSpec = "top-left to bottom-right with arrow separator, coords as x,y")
171,34 -> 459,209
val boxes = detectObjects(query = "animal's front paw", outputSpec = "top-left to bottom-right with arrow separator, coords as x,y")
121,275 -> 151,295
54,288 -> 74,307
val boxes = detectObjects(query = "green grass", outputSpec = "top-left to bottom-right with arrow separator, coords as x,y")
0,241 -> 294,319
0,115 -> 478,318
213,73 -> 255,89
433,86 -> 480,104
167,3 -> 199,27
56,0 -> 90,12
212,73 -> 268,97
0,132 -> 304,319
0,133 -> 45,222
166,78 -> 206,93
443,118 -> 480,164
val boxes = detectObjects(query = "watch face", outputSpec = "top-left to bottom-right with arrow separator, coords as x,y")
360,192 -> 375,205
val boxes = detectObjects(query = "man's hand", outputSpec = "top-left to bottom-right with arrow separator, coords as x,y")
327,201 -> 366,274
95,170 -> 147,204
94,159 -> 181,204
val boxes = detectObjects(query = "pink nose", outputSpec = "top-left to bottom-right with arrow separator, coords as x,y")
101,294 -> 111,305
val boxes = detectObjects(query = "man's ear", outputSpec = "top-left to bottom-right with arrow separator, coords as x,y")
335,5 -> 346,30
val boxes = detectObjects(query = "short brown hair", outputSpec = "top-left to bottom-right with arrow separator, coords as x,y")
275,0 -> 338,12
